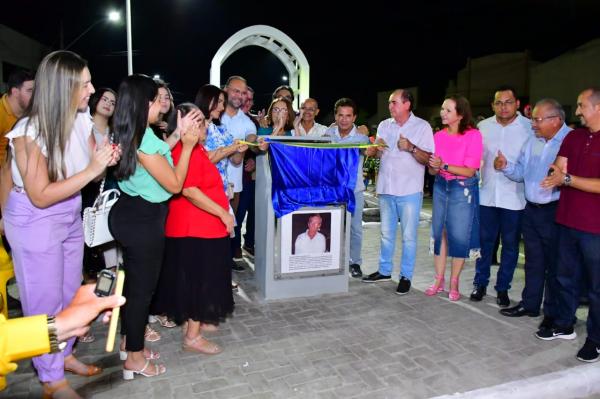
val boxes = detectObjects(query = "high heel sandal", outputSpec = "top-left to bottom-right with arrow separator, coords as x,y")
122,360 -> 166,380
449,277 -> 461,301
144,324 -> 161,342
42,379 -> 82,399
155,315 -> 177,328
425,274 -> 445,296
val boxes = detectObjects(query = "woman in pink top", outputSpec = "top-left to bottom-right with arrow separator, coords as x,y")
427,95 -> 483,301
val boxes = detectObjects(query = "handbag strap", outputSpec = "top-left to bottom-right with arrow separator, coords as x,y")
91,176 -> 107,208
97,176 -> 106,197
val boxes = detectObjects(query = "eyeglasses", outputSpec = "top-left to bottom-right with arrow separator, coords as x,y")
493,100 -> 516,107
100,96 -> 116,106
301,107 -> 317,112
272,107 -> 288,113
531,115 -> 559,123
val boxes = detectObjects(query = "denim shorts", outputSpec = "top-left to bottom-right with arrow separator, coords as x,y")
431,175 -> 480,258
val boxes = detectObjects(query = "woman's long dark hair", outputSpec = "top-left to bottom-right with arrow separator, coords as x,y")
194,84 -> 226,126
112,74 -> 158,180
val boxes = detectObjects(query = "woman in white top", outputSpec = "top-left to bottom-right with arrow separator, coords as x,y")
1,51 -> 117,399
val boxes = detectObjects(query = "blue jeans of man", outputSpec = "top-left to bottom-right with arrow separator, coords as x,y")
519,202 -> 559,317
349,190 -> 364,266
232,180 -> 255,251
474,205 -> 523,292
378,192 -> 423,279
554,225 -> 600,343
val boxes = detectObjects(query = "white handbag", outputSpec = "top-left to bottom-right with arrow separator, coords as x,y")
83,179 -> 120,247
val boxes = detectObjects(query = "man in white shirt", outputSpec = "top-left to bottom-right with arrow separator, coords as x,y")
222,76 -> 257,269
471,86 -> 533,306
363,89 -> 434,295
295,98 -> 328,137
323,98 -> 370,278
295,214 -> 327,254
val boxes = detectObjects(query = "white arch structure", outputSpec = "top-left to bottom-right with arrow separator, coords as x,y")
210,25 -> 310,108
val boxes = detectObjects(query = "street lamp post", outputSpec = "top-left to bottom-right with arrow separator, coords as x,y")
63,10 -> 121,50
126,0 -> 133,75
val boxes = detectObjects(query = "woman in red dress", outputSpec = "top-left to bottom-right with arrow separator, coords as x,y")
163,103 -> 234,354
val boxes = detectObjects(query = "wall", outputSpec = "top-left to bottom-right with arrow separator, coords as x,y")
0,24 -> 49,91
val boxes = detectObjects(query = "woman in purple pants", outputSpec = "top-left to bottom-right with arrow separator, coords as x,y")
2,51 -> 117,399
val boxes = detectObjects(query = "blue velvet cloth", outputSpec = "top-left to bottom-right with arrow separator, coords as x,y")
268,142 -> 359,218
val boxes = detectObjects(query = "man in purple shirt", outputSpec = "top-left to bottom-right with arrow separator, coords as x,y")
536,87 -> 600,363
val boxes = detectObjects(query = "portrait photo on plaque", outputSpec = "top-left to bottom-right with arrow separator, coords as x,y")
280,208 -> 342,274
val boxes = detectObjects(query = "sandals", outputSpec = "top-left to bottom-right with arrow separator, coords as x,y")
64,355 -> 102,377
144,325 -> 161,342
449,277 -> 461,301
183,335 -> 222,355
155,315 -> 177,328
122,359 -> 166,380
425,274 -> 445,296
78,332 -> 96,343
119,348 -> 160,361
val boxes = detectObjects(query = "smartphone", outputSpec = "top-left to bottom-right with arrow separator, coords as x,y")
94,270 -> 116,297
105,270 -> 125,352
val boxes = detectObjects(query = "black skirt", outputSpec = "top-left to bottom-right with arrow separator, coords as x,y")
158,236 -> 234,325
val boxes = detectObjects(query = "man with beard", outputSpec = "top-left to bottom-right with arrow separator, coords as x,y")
0,70 -> 34,163
537,88 -> 600,363
222,76 -> 257,269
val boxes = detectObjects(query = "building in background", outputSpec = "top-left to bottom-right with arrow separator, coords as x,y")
530,38 -> 600,123
0,24 -> 49,92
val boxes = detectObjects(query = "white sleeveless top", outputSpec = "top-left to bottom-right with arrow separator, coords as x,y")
6,110 -> 93,187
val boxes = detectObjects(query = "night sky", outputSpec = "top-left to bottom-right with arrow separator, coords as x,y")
3,0 -> 600,122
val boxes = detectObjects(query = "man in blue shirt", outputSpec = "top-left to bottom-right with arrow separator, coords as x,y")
493,98 -> 571,329
324,98 -> 370,278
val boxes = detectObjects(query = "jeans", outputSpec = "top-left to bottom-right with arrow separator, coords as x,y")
232,180 -> 255,251
378,192 -> 423,279
474,205 -> 523,292
349,190 -> 364,265
431,175 -> 480,258
519,202 -> 559,316
554,225 -> 600,343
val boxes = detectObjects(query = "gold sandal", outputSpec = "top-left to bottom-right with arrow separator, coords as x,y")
182,335 -> 222,355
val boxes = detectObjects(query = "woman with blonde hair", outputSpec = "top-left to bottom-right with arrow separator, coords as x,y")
2,50 -> 117,398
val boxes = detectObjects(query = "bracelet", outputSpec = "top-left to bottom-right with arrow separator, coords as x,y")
47,316 -> 67,353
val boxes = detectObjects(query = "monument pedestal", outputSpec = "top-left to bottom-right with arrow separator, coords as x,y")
254,138 -> 351,301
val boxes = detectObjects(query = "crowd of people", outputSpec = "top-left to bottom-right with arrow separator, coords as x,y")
0,49 -> 599,398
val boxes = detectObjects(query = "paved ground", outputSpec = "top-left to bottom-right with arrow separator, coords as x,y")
2,190 -> 597,398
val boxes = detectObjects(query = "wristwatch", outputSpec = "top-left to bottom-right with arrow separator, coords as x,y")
563,173 -> 572,186
47,316 -> 67,353
442,164 -> 449,171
